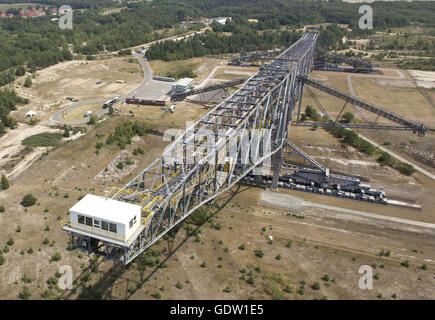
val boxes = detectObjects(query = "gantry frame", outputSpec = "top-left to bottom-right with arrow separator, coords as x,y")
64,31 -> 431,265
103,32 -> 319,264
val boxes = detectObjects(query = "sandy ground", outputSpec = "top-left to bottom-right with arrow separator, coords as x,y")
0,56 -> 144,182
407,70 -> 435,89
10,58 -> 142,126
304,68 -> 435,174
0,124 -> 61,179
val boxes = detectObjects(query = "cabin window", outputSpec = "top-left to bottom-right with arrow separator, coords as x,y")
101,221 -> 108,231
109,223 -> 117,233
129,218 -> 134,229
78,215 -> 84,224
134,216 -> 137,223
85,217 -> 92,226
94,220 -> 100,228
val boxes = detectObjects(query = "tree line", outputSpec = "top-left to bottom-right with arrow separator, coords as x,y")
0,89 -> 28,134
0,0 -> 434,80
146,28 -> 300,61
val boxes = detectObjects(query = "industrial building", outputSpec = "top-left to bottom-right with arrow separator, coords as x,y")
171,78 -> 194,95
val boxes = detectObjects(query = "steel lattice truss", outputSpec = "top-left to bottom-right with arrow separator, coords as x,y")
295,75 -> 430,135
107,33 -> 318,264
171,77 -> 247,101
314,48 -> 375,73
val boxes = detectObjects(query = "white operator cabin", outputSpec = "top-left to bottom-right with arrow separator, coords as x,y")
66,194 -> 142,245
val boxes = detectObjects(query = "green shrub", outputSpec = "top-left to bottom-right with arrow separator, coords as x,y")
254,249 -> 264,258
304,105 -> 321,121
396,162 -> 416,176
22,133 -> 63,147
311,282 -> 321,290
24,76 -> 32,88
21,193 -> 37,207
379,249 -> 391,257
341,112 -> 354,123
106,120 -> 150,149
246,276 -> 255,285
151,292 -> 162,299
88,115 -> 97,125
378,152 -> 395,167
20,286 -> 31,300
21,274 -> 32,284
187,207 -> 209,226
47,276 -> 58,287
1,174 -> 9,190
51,251 -> 61,262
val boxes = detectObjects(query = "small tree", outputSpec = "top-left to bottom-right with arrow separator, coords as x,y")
1,174 -> 9,190
21,194 -> 37,207
254,249 -> 264,258
24,76 -> 32,88
311,282 -> 321,290
304,105 -> 320,121
341,112 -> 355,123
20,286 -> 31,300
88,115 -> 97,125
63,125 -> 70,138
15,66 -> 25,76
51,251 -> 61,262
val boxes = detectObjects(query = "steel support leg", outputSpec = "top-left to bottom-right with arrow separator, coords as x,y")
270,149 -> 283,190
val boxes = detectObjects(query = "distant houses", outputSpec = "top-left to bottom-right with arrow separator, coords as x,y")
0,7 -> 55,19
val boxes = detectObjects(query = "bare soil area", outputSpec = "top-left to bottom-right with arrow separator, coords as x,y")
10,58 -> 142,125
